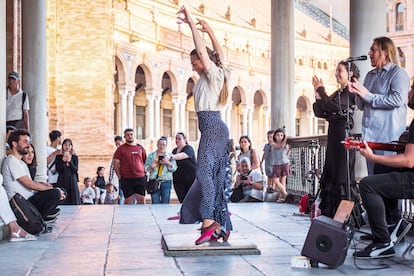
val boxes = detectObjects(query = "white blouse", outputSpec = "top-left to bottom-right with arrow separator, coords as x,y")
193,62 -> 227,112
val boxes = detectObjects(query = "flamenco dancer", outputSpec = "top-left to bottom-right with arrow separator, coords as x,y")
177,6 -> 232,244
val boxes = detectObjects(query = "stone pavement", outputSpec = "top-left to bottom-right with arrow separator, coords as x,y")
0,202 -> 413,275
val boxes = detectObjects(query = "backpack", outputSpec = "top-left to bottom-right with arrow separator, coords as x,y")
9,193 -> 47,235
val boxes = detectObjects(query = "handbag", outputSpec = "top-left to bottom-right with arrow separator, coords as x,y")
230,184 -> 244,202
9,193 -> 47,235
146,179 -> 161,194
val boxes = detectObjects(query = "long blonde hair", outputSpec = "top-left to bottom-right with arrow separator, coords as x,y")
190,47 -> 229,105
373,36 -> 399,65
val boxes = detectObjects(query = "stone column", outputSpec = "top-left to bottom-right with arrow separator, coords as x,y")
225,104 -> 232,130
0,0 -> 6,160
146,94 -> 155,140
242,106 -> 248,135
263,106 -> 270,132
247,107 -> 253,137
271,0 -> 295,136
127,88 -> 136,128
22,0 -> 48,182
350,0 -> 386,82
118,88 -> 128,132
154,95 -> 161,139
172,97 -> 180,135
179,98 -> 186,132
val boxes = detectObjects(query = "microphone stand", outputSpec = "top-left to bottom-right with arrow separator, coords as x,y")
345,62 -> 352,201
343,61 -> 362,230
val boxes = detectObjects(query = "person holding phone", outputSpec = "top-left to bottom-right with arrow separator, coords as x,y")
55,138 -> 80,205
312,61 -> 360,218
144,136 -> 177,204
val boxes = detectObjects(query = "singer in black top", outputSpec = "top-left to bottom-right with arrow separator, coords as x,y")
312,61 -> 360,218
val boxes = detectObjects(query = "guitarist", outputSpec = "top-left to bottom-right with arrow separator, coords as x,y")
353,88 -> 414,259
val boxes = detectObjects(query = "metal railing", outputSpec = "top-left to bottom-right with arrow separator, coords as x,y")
286,135 -> 327,197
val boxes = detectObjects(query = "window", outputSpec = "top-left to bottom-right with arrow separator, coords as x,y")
396,3 -> 404,31
135,106 -> 146,139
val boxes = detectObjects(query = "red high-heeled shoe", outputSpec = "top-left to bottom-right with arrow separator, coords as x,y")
195,221 -> 220,245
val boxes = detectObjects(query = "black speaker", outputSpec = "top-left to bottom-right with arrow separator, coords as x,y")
301,215 -> 352,268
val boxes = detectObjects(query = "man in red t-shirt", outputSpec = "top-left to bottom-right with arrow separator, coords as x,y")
113,128 -> 147,204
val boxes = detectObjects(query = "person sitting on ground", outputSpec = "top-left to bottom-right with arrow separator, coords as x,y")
103,183 -> 119,204
80,177 -> 95,205
5,125 -> 16,155
233,157 -> 264,202
2,129 -> 65,223
22,142 -> 37,180
0,174 -> 37,241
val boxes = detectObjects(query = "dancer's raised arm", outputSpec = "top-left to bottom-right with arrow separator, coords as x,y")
177,6 -> 211,71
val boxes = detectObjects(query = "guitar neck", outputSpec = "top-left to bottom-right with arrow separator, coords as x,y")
366,141 -> 405,152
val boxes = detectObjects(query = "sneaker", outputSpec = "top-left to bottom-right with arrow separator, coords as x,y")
44,217 -> 57,225
353,242 -> 395,259
46,208 -> 61,219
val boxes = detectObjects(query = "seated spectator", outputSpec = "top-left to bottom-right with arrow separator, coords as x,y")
233,157 -> 264,202
5,125 -> 16,155
22,142 -> 37,180
103,183 -> 119,204
2,129 -> 65,222
80,177 -> 95,205
0,174 -> 36,241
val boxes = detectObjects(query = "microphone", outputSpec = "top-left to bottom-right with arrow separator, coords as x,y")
342,55 -> 367,62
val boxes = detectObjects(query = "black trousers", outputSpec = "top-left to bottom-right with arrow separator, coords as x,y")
359,170 -> 414,243
28,189 -> 62,219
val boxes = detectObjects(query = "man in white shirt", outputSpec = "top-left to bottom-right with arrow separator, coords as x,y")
6,71 -> 30,130
234,157 -> 264,202
2,129 -> 65,221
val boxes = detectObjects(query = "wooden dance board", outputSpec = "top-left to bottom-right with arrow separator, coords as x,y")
161,231 -> 261,256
